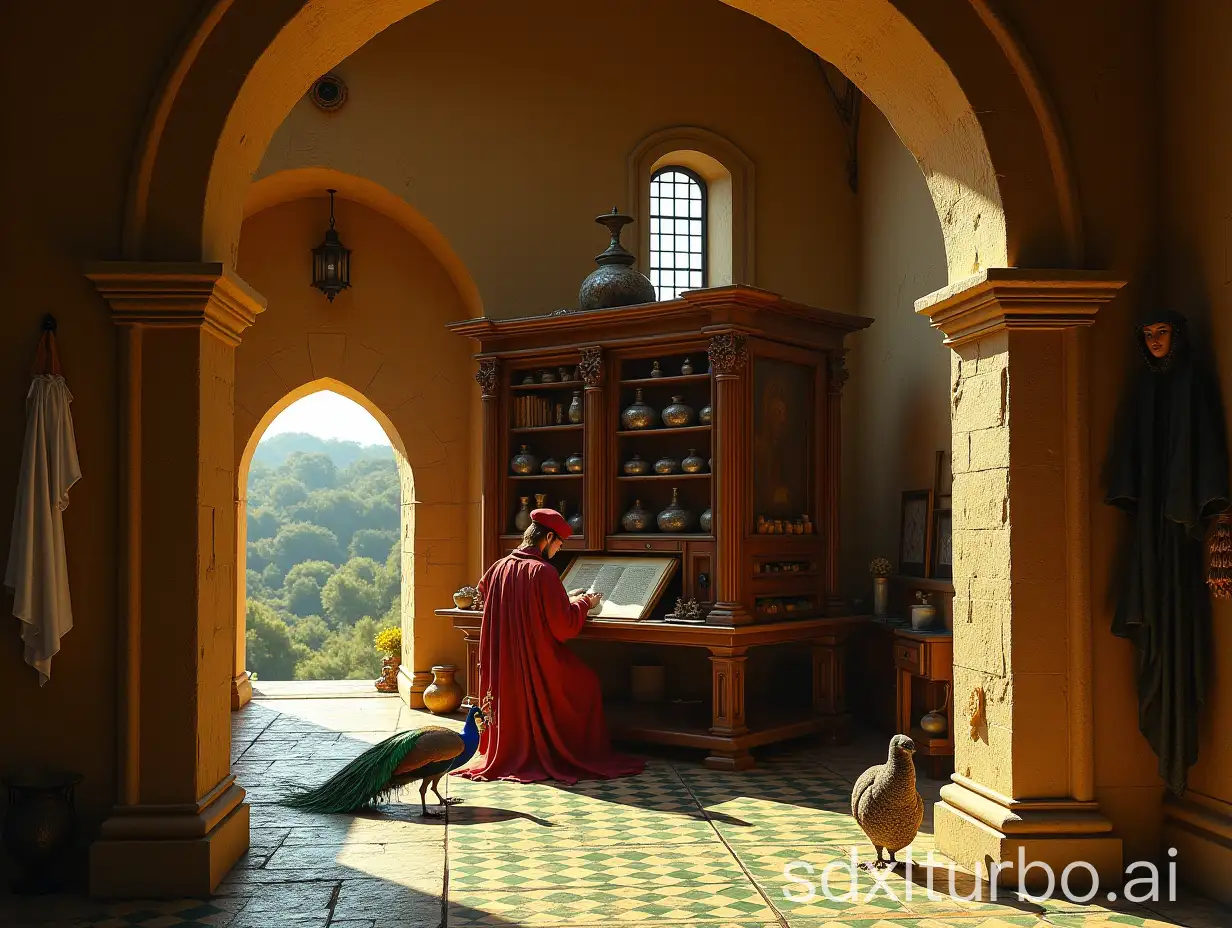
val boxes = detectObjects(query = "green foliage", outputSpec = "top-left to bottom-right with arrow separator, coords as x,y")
287,451 -> 339,491
246,601 -> 309,680
247,507 -> 280,541
243,434 -> 404,681
350,528 -> 398,562
294,617 -> 385,680
253,432 -> 394,470
270,522 -> 344,572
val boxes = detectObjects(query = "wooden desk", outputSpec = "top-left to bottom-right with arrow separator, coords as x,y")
437,607 -> 863,769
893,627 -> 954,778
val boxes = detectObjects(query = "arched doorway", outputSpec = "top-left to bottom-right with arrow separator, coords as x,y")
235,383 -> 409,698
86,0 -> 1128,900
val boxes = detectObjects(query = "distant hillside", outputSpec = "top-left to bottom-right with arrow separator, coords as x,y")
253,432 -> 394,469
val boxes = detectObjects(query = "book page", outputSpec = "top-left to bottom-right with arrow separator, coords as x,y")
560,556 -> 677,620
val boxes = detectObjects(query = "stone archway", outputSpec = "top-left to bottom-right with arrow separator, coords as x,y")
89,0 -> 1122,899
232,379 -> 411,709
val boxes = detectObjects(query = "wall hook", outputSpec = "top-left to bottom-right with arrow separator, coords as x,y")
41,314 -> 57,333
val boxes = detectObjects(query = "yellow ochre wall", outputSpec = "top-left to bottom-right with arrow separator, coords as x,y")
254,0 -> 860,316
841,106 -> 950,599
234,196 -> 475,683
0,0 -> 1195,886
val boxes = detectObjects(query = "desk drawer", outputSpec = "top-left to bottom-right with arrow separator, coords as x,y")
608,537 -> 683,553
893,641 -> 924,675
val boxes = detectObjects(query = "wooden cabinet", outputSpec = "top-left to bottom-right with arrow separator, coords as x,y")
448,286 -> 871,766
894,628 -> 954,779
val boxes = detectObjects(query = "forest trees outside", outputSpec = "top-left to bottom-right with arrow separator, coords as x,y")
245,431 -> 401,680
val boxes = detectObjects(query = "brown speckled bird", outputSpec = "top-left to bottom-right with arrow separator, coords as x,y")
850,734 -> 924,869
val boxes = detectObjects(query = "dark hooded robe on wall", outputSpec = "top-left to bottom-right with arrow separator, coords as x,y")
1104,310 -> 1229,796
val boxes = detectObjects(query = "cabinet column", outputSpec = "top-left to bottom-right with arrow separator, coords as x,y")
475,359 -> 502,570
580,347 -> 604,546
707,333 -> 752,626
824,353 -> 848,615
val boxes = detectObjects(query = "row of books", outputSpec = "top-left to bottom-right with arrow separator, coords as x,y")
512,395 -> 557,428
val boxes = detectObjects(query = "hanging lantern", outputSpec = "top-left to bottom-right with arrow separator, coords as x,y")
311,189 -> 351,301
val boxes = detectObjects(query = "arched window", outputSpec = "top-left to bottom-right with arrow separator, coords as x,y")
649,167 -> 707,300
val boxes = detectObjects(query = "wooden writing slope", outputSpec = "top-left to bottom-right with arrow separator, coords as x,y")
446,285 -> 872,767
560,555 -> 677,620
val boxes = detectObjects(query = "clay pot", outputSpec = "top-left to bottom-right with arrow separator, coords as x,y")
565,453 -> 584,473
682,449 -> 705,473
680,358 -> 694,376
621,500 -> 651,532
423,665 -> 464,714
653,457 -> 679,475
541,457 -> 562,475
2,772 -> 81,893
920,710 -> 948,736
539,369 -> 557,383
699,405 -> 713,425
375,655 -> 401,693
699,508 -> 713,533
661,396 -> 695,428
621,388 -> 656,430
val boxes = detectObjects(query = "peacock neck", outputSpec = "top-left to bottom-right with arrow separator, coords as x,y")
457,716 -> 481,763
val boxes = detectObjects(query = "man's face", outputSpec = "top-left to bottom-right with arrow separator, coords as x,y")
1143,322 -> 1173,359
545,533 -> 563,558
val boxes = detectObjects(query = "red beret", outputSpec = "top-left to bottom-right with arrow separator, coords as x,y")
530,508 -> 572,540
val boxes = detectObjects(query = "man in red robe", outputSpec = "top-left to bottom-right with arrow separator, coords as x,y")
454,509 -> 644,783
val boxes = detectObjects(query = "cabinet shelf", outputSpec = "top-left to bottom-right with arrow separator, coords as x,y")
620,373 -> 712,387
617,473 -> 710,481
511,423 -> 584,433
617,425 -> 712,437
511,381 -> 583,392
509,473 -> 583,480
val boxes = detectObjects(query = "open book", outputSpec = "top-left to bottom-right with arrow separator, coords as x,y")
560,556 -> 678,621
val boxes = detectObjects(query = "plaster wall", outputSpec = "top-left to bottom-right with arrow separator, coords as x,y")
254,0 -> 860,316
841,106 -> 949,599
234,197 -> 475,677
0,0 -> 1170,881
1160,0 -> 1232,833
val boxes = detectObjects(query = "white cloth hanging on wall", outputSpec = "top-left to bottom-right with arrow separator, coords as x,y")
5,373 -> 81,685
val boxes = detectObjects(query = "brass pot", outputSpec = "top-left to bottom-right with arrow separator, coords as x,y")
423,665 -> 464,714
699,508 -> 713,533
680,357 -> 694,376
623,454 -> 650,476
510,444 -> 538,475
568,510 -> 584,535
622,500 -> 651,532
699,405 -> 713,426
621,388 -> 656,430
657,488 -> 693,533
653,457 -> 679,475
541,457 -> 562,475
539,369 -> 557,383
682,449 -> 705,473
920,710 -> 948,736
661,396 -> 695,428
565,453 -> 584,473
568,392 -> 583,423
513,497 -> 532,532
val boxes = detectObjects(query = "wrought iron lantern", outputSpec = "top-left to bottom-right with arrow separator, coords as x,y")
311,189 -> 351,301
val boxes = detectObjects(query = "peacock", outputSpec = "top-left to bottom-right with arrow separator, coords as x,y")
281,702 -> 490,817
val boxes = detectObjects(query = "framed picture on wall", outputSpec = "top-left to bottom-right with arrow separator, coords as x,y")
933,449 -> 952,509
899,489 -> 934,577
931,508 -> 953,579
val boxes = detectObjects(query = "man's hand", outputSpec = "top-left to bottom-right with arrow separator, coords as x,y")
580,592 -> 601,611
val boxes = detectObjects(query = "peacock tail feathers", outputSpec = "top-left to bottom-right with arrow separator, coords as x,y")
281,726 -> 464,814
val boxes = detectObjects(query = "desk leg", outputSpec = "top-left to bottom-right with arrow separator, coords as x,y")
810,637 -> 851,745
706,647 -> 753,770
462,627 -> 481,709
897,668 -> 911,736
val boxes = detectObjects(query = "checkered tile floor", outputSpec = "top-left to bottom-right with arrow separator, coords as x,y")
3,695 -> 1227,928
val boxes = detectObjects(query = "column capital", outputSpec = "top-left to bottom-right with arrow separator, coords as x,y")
915,269 -> 1125,347
474,357 -> 500,397
86,261 -> 266,346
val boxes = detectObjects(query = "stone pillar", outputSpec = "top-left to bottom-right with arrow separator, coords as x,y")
86,263 -> 264,898
707,333 -> 752,626
474,358 -> 502,570
916,270 -> 1126,889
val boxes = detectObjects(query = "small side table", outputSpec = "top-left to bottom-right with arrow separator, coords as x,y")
893,627 -> 953,779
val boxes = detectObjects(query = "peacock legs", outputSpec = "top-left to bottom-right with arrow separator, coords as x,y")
430,775 -> 462,810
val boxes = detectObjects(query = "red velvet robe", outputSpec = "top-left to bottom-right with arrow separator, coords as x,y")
452,546 -> 644,783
